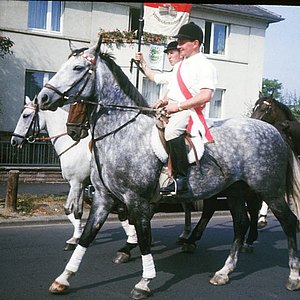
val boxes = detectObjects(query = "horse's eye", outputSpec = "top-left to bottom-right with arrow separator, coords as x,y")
73,65 -> 85,71
23,113 -> 30,118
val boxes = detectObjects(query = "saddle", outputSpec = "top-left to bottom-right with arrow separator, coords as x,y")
151,109 -> 205,166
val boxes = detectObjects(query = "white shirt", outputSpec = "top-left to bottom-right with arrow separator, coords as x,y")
167,52 -> 217,103
153,61 -> 181,86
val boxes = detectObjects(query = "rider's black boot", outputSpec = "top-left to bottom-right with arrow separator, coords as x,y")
160,135 -> 190,195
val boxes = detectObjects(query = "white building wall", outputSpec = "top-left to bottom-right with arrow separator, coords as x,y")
0,1 -> 272,133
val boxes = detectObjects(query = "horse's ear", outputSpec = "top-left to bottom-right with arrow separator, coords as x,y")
68,40 -> 76,52
95,34 -> 102,54
33,95 -> 38,105
25,96 -> 31,104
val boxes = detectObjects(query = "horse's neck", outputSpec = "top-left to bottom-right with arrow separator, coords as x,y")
42,109 -> 67,136
42,109 -> 75,153
273,107 -> 291,122
93,59 -> 157,153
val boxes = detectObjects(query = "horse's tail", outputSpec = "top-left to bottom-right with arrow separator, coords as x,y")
286,150 -> 300,223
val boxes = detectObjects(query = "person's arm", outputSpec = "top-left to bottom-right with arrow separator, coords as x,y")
152,97 -> 169,109
165,88 -> 213,114
135,52 -> 155,81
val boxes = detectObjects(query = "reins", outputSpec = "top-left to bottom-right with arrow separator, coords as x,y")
33,133 -> 80,157
42,49 -> 165,144
14,100 -> 81,157
75,99 -> 159,114
92,111 -> 142,142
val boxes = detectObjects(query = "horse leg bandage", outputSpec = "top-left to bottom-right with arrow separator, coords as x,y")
121,220 -> 138,244
66,244 -> 87,273
73,218 -> 83,238
142,254 -> 156,279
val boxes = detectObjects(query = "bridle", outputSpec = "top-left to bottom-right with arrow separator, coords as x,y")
66,102 -> 90,140
44,52 -> 97,105
12,97 -> 82,157
42,50 -> 167,142
253,99 -> 273,121
44,52 -> 157,112
11,97 -> 41,143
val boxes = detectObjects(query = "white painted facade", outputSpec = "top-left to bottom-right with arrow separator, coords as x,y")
0,1 -> 282,135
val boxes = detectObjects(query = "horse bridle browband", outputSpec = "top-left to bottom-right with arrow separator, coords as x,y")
253,100 -> 272,120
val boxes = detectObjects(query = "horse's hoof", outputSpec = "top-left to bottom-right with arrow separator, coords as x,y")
49,281 -> 69,294
112,251 -> 131,264
181,243 -> 196,253
258,220 -> 267,229
209,274 -> 229,286
130,287 -> 151,299
240,244 -> 254,253
286,277 -> 300,291
64,243 -> 77,251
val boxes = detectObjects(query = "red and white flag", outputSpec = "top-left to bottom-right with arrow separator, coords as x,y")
143,3 -> 192,36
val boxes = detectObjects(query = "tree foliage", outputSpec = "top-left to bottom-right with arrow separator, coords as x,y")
261,78 -> 282,99
0,35 -> 14,58
262,78 -> 300,121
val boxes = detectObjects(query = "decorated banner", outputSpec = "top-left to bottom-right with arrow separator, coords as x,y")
148,44 -> 165,71
143,3 -> 192,36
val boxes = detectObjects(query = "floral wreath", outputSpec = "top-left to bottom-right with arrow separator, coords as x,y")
98,29 -> 168,49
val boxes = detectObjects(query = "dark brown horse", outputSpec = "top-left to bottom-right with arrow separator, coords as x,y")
251,94 -> 300,228
251,94 -> 300,156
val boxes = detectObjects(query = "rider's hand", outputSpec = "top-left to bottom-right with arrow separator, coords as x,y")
152,99 -> 167,109
165,102 -> 181,114
135,52 -> 144,64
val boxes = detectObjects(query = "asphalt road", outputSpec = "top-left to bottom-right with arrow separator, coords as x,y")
0,181 -> 70,198
0,214 -> 299,300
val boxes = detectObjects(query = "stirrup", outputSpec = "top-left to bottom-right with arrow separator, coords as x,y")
160,177 -> 177,196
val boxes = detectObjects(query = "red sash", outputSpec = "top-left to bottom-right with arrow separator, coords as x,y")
176,62 -> 214,142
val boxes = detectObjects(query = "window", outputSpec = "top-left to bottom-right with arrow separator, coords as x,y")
129,7 -> 140,32
25,71 -> 55,101
28,1 -> 63,33
141,78 -> 161,106
204,22 -> 227,55
208,89 -> 224,119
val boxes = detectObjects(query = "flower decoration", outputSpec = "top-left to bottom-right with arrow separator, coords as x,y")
98,29 -> 167,49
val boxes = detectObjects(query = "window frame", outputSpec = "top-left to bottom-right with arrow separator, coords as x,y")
129,7 -> 140,32
25,70 -> 56,101
207,88 -> 224,119
27,1 -> 63,34
204,21 -> 228,57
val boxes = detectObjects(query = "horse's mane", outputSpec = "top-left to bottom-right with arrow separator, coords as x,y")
272,98 -> 297,121
98,51 -> 149,107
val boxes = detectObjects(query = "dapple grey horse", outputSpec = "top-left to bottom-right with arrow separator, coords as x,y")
38,45 -> 300,298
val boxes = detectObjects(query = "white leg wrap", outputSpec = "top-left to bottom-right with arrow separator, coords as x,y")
65,245 -> 87,273
55,269 -> 73,286
259,201 -> 269,216
67,213 -> 76,224
73,219 -> 83,239
121,220 -> 138,244
121,220 -> 130,235
142,254 -> 156,279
